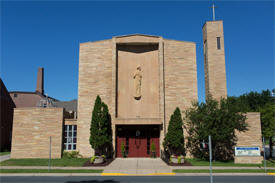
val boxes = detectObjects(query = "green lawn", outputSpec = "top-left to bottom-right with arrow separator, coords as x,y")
0,152 -> 10,156
173,169 -> 275,173
0,169 -> 103,173
186,158 -> 275,167
0,158 -> 89,167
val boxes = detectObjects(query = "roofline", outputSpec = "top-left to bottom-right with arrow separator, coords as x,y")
202,20 -> 223,28
9,91 -> 59,101
0,78 -> 16,107
113,33 -> 160,38
80,33 -> 196,45
9,91 -> 37,94
164,38 -> 196,44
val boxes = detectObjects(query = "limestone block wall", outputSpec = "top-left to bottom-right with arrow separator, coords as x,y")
77,40 -> 113,157
235,112 -> 263,164
163,39 -> 198,155
11,108 -> 64,159
64,119 -> 77,126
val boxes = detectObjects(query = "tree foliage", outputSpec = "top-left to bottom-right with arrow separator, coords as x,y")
260,103 -> 275,138
90,96 -> 112,156
227,89 -> 274,113
185,97 -> 247,161
228,89 -> 275,158
163,107 -> 185,156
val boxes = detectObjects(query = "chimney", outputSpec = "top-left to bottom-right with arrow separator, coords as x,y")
36,67 -> 44,95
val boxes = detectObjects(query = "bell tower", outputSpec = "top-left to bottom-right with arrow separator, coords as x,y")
202,20 -> 227,100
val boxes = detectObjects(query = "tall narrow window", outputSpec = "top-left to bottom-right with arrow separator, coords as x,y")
64,125 -> 77,150
217,37 -> 221,50
203,40 -> 207,55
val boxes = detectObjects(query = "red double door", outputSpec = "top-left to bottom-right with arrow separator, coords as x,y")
116,125 -> 160,157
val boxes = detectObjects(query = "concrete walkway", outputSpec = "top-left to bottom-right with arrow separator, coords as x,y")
103,158 -> 172,174
0,155 -> 10,162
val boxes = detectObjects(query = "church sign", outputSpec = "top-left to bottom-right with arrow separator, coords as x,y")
235,147 -> 260,156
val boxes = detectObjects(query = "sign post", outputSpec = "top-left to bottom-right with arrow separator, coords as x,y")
209,135 -> 213,183
48,136 -> 51,172
262,137 -> 266,173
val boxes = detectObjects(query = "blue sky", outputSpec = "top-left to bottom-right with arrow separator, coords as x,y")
1,0 -> 274,102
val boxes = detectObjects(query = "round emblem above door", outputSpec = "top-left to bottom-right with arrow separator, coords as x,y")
136,130 -> 140,137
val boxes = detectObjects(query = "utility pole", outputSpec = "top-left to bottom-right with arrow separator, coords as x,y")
209,135 -> 213,183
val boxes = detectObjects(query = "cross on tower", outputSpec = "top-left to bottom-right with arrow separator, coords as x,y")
211,3 -> 216,21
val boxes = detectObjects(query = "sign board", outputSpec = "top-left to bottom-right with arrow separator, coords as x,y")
235,147 -> 261,156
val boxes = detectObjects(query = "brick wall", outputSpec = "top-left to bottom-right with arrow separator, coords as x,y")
163,39 -> 198,156
11,108 -> 64,159
77,40 -> 113,157
235,112 -> 263,164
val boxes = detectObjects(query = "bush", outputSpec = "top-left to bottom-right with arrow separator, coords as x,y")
121,142 -> 126,157
63,151 -> 81,158
150,141 -> 156,158
90,156 -> 97,163
178,156 -> 184,164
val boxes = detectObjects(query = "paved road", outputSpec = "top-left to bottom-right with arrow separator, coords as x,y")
0,176 -> 274,183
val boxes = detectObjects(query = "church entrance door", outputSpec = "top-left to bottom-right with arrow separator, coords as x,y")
116,125 -> 160,158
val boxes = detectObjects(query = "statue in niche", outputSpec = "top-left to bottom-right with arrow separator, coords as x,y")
133,65 -> 142,100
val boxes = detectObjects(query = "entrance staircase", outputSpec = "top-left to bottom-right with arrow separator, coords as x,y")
103,158 -> 173,175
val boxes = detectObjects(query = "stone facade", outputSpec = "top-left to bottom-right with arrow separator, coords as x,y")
235,112 -> 263,164
203,21 -> 227,100
11,108 -> 64,159
77,34 -> 197,157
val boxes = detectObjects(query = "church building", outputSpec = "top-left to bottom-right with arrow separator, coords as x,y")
10,20 -> 263,164
77,20 -> 226,157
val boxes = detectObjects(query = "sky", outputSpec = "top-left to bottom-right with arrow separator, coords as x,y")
1,0 -> 274,102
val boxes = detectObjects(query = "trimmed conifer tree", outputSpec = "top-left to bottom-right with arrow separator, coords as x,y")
90,95 -> 112,156
163,107 -> 185,156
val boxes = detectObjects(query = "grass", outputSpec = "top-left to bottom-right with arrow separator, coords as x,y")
1,157 -> 274,168
173,169 -> 275,173
186,158 -> 275,167
0,152 -> 10,156
0,158 -> 89,167
0,169 -> 103,173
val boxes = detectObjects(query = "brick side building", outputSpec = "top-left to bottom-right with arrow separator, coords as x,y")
9,68 -> 58,108
0,79 -> 16,151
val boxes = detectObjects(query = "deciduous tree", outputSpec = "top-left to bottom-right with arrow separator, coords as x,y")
185,97 -> 247,161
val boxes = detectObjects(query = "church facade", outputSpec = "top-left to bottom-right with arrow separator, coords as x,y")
77,21 -> 226,158
10,20 -> 263,163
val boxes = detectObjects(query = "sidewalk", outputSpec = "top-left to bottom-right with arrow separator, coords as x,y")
0,155 -> 10,163
171,166 -> 275,170
1,166 -> 274,170
103,158 -> 172,174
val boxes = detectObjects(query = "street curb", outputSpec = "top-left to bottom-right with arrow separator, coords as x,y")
1,173 -> 274,176
101,173 -> 175,176
0,173 -> 102,176
174,173 -> 273,176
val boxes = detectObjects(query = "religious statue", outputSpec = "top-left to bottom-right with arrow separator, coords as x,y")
133,66 -> 142,100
